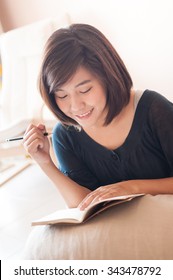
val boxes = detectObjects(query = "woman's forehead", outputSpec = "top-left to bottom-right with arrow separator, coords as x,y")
57,67 -> 94,89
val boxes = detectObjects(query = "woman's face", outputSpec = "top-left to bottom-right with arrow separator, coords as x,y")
54,67 -> 107,129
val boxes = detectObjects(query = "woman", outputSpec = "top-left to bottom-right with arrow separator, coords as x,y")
23,23 -> 173,210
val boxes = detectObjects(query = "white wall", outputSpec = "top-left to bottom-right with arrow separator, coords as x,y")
0,0 -> 173,100
66,0 -> 173,100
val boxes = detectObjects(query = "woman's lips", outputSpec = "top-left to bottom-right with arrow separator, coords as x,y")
75,108 -> 94,119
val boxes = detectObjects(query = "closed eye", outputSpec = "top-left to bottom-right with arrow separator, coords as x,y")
57,95 -> 67,99
54,89 -> 68,99
80,87 -> 92,94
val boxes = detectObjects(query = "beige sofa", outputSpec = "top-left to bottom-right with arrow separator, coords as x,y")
23,194 -> 173,260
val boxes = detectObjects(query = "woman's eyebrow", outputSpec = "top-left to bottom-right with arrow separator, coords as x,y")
56,79 -> 92,92
75,80 -> 92,88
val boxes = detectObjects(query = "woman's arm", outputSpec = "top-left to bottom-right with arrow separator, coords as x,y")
79,177 -> 173,210
23,124 -> 91,208
39,159 -> 91,207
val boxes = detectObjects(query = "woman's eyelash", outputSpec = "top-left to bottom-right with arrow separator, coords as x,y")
80,87 -> 92,93
56,95 -> 67,99
55,87 -> 92,98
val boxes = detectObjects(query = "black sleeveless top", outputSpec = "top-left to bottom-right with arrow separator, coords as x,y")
52,90 -> 173,190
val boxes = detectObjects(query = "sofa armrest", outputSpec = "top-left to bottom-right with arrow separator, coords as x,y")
23,194 -> 173,260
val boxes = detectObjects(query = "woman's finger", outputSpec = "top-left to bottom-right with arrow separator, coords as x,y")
79,184 -> 131,210
79,187 -> 106,210
23,137 -> 44,154
23,126 -> 45,142
37,123 -> 46,132
24,123 -> 35,135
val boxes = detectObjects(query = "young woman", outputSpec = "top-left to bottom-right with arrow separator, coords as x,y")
23,23 -> 173,210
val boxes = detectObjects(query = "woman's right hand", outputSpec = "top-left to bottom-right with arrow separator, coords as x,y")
23,123 -> 51,164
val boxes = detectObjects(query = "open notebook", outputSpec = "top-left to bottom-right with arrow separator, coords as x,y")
32,193 -> 144,226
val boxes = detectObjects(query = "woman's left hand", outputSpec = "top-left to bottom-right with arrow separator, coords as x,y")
78,181 -> 138,210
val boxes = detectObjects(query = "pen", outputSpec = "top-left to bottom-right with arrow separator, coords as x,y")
4,132 -> 50,142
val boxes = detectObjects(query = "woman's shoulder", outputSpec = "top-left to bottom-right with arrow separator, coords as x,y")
52,122 -> 66,137
53,122 -> 79,134
141,89 -> 171,102
138,89 -> 173,129
137,89 -> 172,110
133,89 -> 173,128
52,122 -> 81,144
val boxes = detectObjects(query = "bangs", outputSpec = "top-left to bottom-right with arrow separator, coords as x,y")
46,44 -> 84,95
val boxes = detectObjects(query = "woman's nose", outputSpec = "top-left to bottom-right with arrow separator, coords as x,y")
70,94 -> 84,111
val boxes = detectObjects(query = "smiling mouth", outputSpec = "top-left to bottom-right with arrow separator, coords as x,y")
75,109 -> 94,119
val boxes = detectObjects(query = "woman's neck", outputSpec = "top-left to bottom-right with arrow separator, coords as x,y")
83,90 -> 135,150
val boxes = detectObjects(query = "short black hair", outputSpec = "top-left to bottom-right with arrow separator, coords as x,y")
39,23 -> 133,126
